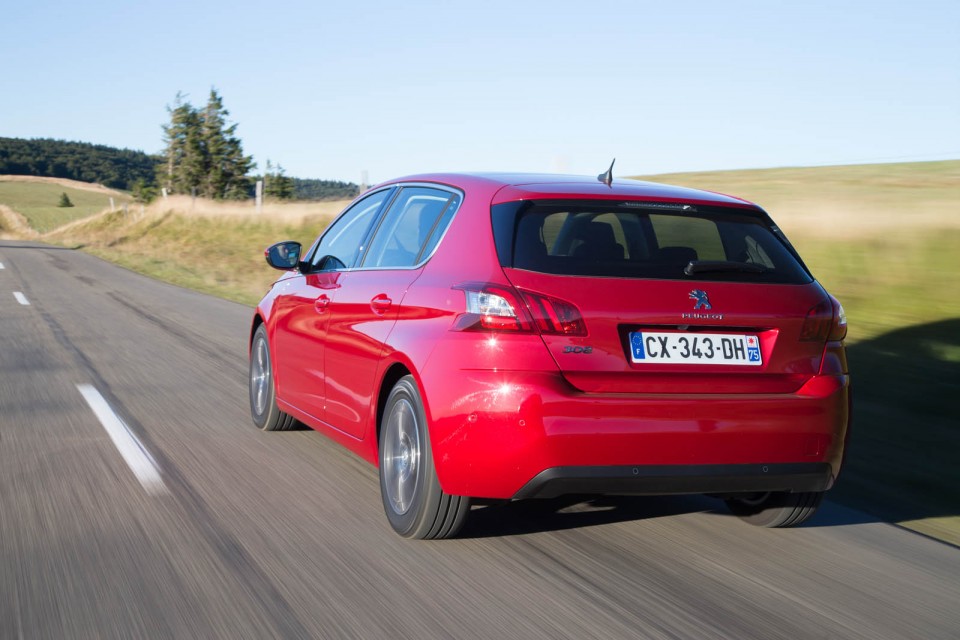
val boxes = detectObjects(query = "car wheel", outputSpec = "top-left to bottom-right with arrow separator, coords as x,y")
725,491 -> 823,527
379,375 -> 470,539
249,325 -> 298,431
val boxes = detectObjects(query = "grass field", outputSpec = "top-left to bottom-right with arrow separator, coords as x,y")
46,195 -> 347,305
0,176 -> 130,233
5,161 -> 960,543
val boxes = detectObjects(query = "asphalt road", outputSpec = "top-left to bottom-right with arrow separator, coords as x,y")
1,239 -> 957,640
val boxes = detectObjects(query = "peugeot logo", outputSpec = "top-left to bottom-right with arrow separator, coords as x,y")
689,289 -> 711,310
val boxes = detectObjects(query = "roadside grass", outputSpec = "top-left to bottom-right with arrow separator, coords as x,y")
637,162 -> 960,543
47,204 -> 340,305
10,163 -> 960,543
0,178 -> 130,232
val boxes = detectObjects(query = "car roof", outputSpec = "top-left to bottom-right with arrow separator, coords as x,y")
377,172 -> 759,210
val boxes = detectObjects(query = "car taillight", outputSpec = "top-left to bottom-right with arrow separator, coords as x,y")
800,295 -> 847,342
452,284 -> 534,332
520,291 -> 587,336
451,284 -> 585,336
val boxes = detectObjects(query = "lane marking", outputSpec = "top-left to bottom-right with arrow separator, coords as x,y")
76,384 -> 167,495
0,261 -> 5,269
13,291 -> 29,305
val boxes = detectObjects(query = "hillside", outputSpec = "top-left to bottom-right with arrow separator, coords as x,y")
0,136 -> 359,201
0,175 -> 131,234
0,136 -> 160,190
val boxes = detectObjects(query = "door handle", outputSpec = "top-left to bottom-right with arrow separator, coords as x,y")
314,294 -> 330,313
370,294 -> 392,314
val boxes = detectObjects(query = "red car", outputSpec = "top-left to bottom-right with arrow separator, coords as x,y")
250,172 -> 850,539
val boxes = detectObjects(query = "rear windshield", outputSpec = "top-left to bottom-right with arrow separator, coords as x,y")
492,201 -> 812,284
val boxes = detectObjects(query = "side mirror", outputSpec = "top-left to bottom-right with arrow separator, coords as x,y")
265,241 -> 302,271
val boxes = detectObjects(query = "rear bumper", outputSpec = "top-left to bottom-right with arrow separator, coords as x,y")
422,366 -> 850,499
514,462 -> 833,499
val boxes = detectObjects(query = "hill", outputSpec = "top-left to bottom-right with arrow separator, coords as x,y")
0,137 -> 160,190
0,175 -> 131,234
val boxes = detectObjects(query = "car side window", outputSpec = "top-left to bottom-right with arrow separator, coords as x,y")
311,189 -> 391,270
363,187 -> 458,269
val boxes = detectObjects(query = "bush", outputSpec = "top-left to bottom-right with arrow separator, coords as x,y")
58,192 -> 74,208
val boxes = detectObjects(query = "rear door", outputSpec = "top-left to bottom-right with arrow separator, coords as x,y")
496,201 -> 829,394
323,186 -> 461,439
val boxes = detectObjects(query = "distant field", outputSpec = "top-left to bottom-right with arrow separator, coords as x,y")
7,162 -> 960,544
637,161 -> 960,341
0,176 -> 130,233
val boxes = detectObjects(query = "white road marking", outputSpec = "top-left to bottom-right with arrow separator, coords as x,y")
13,291 -> 29,305
76,384 -> 167,495
0,261 -> 5,269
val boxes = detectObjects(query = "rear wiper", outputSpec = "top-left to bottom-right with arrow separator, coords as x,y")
684,260 -> 769,276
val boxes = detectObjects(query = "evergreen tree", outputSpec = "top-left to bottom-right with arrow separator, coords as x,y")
58,192 -> 74,207
159,93 -> 205,197
131,178 -> 157,203
0,137 -> 160,190
263,159 -> 295,200
159,89 -> 254,200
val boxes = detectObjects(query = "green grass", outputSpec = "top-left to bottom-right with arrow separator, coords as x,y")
0,179 -> 130,232
21,163 -> 960,543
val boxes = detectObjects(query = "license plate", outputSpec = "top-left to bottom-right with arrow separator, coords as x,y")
629,331 -> 762,365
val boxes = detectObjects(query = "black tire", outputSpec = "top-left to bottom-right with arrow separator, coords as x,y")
249,325 -> 298,431
725,491 -> 824,527
379,376 -> 470,539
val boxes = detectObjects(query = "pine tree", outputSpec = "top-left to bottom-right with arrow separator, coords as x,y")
58,192 -> 74,207
264,159 -> 295,200
159,89 -> 254,200
159,93 -> 205,197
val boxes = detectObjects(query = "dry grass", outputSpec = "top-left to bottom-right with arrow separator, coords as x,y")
46,197 -> 350,305
0,204 -> 39,238
0,174 -> 128,195
151,194 -> 348,224
636,160 -> 960,240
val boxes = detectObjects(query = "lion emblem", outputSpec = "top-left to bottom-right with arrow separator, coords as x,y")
689,289 -> 711,310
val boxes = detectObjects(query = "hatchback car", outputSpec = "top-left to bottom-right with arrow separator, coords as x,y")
250,172 -> 850,539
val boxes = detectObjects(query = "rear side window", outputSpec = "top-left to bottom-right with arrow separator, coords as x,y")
362,187 -> 461,268
494,201 -> 812,284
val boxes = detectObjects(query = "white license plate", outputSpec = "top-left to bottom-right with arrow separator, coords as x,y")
629,331 -> 762,365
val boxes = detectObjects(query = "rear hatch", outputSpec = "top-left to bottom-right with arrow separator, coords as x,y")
492,199 -> 830,394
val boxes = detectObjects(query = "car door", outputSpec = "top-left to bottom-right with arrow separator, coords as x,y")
323,186 -> 461,439
272,188 -> 393,423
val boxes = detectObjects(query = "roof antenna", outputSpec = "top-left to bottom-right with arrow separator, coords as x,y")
597,158 -> 615,187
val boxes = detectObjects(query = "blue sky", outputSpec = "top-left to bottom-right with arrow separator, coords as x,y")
2,0 -> 958,183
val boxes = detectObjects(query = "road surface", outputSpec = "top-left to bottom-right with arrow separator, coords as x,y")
1,240 -> 957,639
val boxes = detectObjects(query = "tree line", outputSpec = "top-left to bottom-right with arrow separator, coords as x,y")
1,91 -> 358,202
0,136 -> 159,190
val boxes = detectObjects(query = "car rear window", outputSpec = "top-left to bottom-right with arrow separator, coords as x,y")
492,201 -> 812,284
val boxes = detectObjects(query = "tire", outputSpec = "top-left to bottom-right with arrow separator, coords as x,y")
725,491 -> 824,528
379,376 -> 470,539
249,325 -> 299,431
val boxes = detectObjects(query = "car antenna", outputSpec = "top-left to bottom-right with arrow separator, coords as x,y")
597,158 -> 615,187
